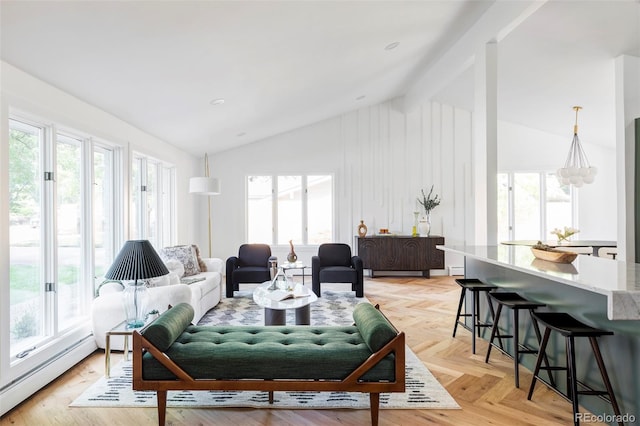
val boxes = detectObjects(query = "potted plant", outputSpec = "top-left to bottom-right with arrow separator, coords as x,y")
147,309 -> 160,322
551,226 -> 579,244
417,185 -> 440,236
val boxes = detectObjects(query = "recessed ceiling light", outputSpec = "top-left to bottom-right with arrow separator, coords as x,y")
210,98 -> 225,106
385,42 -> 399,50
356,95 -> 366,101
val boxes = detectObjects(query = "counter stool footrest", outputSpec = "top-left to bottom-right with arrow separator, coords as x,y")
491,343 -> 538,360
576,380 -> 617,401
517,347 -> 537,355
537,366 -> 568,372
455,321 -> 493,333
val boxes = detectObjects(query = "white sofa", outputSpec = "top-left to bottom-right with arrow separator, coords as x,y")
91,257 -> 223,351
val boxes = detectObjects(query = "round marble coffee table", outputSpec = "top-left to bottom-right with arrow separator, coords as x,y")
253,281 -> 318,325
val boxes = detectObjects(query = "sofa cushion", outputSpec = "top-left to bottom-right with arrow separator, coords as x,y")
160,245 -> 200,276
186,272 -> 218,299
352,303 -> 397,352
143,303 -> 195,352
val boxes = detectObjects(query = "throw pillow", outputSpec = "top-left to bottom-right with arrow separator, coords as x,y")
192,244 -> 207,272
164,258 -> 185,278
146,276 -> 169,288
160,245 -> 201,277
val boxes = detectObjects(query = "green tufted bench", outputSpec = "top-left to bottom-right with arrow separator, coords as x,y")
132,302 -> 405,426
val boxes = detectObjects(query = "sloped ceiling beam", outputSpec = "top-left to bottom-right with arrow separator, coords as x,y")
403,0 -> 548,112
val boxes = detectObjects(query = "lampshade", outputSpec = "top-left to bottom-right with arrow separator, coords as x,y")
189,176 -> 221,195
105,240 -> 169,281
556,106 -> 597,188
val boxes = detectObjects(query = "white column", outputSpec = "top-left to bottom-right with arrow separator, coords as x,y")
472,41 -> 498,245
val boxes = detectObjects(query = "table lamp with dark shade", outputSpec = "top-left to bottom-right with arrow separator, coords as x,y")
104,240 -> 169,328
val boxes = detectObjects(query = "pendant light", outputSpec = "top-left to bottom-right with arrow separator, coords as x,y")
556,106 -> 597,188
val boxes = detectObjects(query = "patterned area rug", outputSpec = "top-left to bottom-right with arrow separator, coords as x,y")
71,290 -> 459,410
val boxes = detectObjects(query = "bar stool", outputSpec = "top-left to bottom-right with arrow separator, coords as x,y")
452,278 -> 498,354
527,312 -> 623,426
484,292 -> 552,388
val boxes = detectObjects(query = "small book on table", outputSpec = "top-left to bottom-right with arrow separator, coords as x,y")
267,289 -> 310,301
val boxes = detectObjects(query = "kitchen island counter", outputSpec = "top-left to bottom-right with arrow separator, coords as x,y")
438,244 -> 640,320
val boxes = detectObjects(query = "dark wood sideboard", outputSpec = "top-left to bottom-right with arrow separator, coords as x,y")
355,236 -> 445,278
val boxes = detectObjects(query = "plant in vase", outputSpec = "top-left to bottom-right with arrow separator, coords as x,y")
417,185 -> 440,236
551,226 -> 579,244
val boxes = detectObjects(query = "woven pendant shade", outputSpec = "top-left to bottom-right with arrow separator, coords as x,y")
105,240 -> 169,281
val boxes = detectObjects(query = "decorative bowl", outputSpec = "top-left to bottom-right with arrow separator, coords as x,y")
531,247 -> 578,264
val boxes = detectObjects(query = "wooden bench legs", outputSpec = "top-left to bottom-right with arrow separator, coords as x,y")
157,390 -> 167,426
370,393 -> 380,426
154,390 -> 381,426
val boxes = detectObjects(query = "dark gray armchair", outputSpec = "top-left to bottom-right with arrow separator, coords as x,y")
226,244 -> 276,297
311,243 -> 363,297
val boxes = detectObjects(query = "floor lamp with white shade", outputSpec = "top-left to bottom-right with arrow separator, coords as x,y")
189,153 -> 220,257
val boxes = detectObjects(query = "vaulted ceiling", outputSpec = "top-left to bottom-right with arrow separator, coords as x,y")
2,1 -> 639,156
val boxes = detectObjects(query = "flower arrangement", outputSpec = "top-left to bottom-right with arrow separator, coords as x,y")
417,185 -> 441,216
551,226 -> 579,243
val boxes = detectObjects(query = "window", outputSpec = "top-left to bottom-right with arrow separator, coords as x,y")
306,175 -> 333,244
130,153 -> 175,248
247,175 -> 333,245
6,116 -> 122,381
247,176 -> 273,244
277,176 -> 302,244
93,145 -> 117,284
56,133 -> 84,331
498,172 -> 575,242
9,119 -> 45,352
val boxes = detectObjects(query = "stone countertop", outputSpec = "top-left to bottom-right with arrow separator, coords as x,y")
437,244 -> 640,320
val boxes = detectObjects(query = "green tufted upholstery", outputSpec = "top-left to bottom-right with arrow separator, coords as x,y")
141,302 -> 398,382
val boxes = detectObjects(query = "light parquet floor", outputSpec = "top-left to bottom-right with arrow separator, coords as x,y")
1,276 -> 604,425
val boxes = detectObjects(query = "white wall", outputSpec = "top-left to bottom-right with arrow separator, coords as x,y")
210,99 -> 474,269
